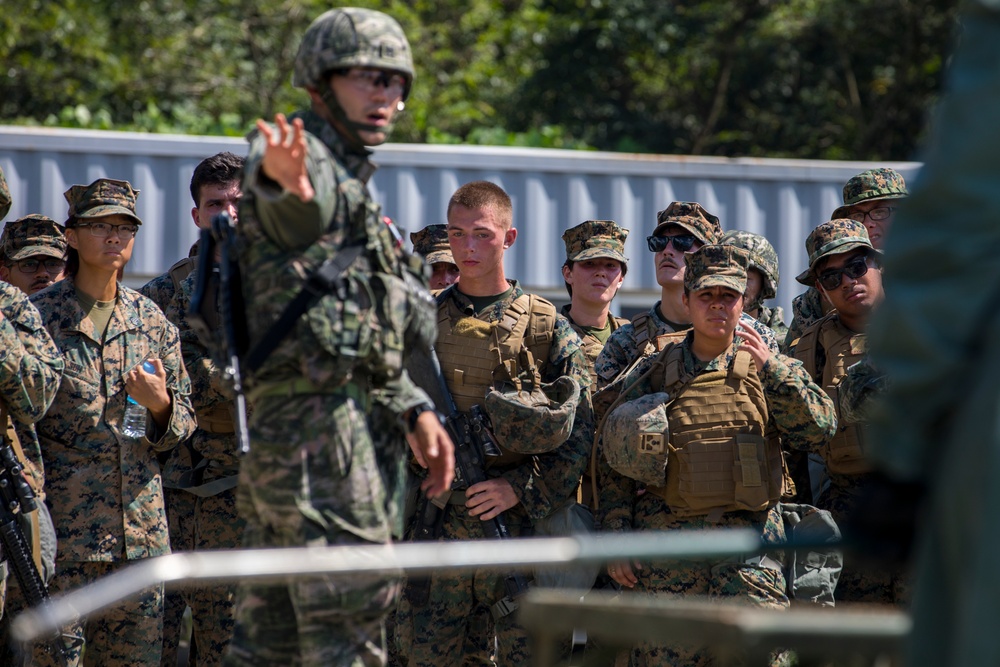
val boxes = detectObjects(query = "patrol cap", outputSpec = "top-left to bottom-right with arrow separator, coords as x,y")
2,215 -> 67,261
0,166 -> 10,221
562,220 -> 629,264
64,178 -> 142,225
652,202 -> 721,245
831,168 -> 908,218
683,244 -> 749,294
410,224 -> 454,265
795,219 -> 875,286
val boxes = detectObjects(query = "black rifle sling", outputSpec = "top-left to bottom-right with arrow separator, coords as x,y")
244,243 -> 365,374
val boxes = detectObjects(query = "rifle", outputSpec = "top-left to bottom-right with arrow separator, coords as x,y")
0,434 -> 75,662
187,212 -> 251,455
406,345 -> 530,618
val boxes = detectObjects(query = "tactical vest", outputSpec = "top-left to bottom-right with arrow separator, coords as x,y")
168,258 -> 234,434
435,291 -> 556,467
238,124 -> 433,392
646,346 -> 783,518
795,314 -> 869,475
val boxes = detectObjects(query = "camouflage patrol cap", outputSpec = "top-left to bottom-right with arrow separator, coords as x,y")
484,376 -> 580,455
64,178 -> 142,225
652,202 -> 722,245
0,166 -> 10,221
683,244 -> 749,294
410,224 -> 454,265
795,219 -> 875,286
2,215 -> 67,261
720,230 -> 779,301
293,8 -> 414,99
831,168 -> 908,218
562,220 -> 629,263
603,392 -> 670,487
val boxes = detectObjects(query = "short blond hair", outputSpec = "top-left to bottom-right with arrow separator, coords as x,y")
446,181 -> 513,229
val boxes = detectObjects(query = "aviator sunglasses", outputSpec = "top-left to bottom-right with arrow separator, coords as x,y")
817,254 -> 874,290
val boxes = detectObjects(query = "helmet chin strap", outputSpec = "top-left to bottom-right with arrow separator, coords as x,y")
318,87 -> 396,150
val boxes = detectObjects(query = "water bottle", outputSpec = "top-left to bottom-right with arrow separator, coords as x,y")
122,360 -> 156,439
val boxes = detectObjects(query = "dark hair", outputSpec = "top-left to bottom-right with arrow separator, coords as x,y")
447,181 -> 513,228
561,258 -> 628,297
190,152 -> 245,206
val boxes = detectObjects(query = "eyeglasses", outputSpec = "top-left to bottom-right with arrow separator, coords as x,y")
848,206 -> 895,223
14,258 -> 66,274
646,234 -> 697,253
337,68 -> 406,98
75,222 -> 138,240
817,255 -> 873,291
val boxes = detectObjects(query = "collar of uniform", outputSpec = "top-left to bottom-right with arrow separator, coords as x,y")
292,109 -> 377,184
449,279 -> 522,320
680,331 -> 740,375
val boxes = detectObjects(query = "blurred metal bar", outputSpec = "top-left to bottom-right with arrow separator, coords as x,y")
12,530 -> 761,642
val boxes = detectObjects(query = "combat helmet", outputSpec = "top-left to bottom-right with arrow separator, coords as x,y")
484,375 -> 581,455
293,8 -> 414,146
720,230 -> 779,307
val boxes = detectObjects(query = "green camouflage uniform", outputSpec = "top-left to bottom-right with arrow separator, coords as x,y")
225,101 -> 434,664
141,246 -> 245,667
0,281 -> 63,621
394,281 -> 594,666
597,246 -> 836,667
791,220 -> 904,604
30,273 -> 196,667
0,166 -> 10,221
758,305 -> 788,344
783,288 -> 828,352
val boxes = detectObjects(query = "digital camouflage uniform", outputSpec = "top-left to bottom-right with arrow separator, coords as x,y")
597,245 -> 837,667
0,280 -> 63,657
790,220 -> 904,605
784,168 -> 907,353
141,243 -> 244,667
225,11 -> 436,666
30,179 -> 197,667
0,165 -> 10,220
867,7 -> 1000,662
394,281 -> 594,666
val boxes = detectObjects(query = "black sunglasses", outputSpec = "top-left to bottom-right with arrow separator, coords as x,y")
646,234 -> 697,253
817,255 -> 872,291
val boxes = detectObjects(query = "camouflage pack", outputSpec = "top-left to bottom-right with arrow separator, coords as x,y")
64,178 -> 142,225
2,215 -> 66,260
293,7 -> 414,96
652,201 -> 722,245
683,243 -> 749,294
562,220 -> 629,264
410,223 -> 453,265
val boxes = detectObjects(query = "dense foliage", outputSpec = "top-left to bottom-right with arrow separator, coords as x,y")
0,0 -> 959,159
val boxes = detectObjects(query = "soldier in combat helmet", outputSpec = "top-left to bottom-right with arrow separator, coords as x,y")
720,230 -> 787,342
223,8 -> 453,666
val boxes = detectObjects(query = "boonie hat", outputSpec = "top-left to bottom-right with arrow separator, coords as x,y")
562,220 -> 629,264
795,219 -> 876,286
831,168 -> 908,219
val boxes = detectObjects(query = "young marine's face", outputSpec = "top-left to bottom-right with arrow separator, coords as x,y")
842,199 -> 895,249
429,261 -> 460,290
562,258 -> 624,307
447,204 -> 514,285
192,181 -> 242,231
0,253 -> 66,295
744,268 -> 764,311
684,286 -> 744,344
67,213 -> 136,275
816,249 -> 883,322
328,67 -> 405,146
654,226 -> 702,288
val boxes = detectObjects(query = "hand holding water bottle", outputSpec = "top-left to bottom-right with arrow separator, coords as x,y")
124,358 -> 171,433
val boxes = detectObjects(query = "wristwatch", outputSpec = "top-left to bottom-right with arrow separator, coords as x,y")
405,403 -> 437,432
